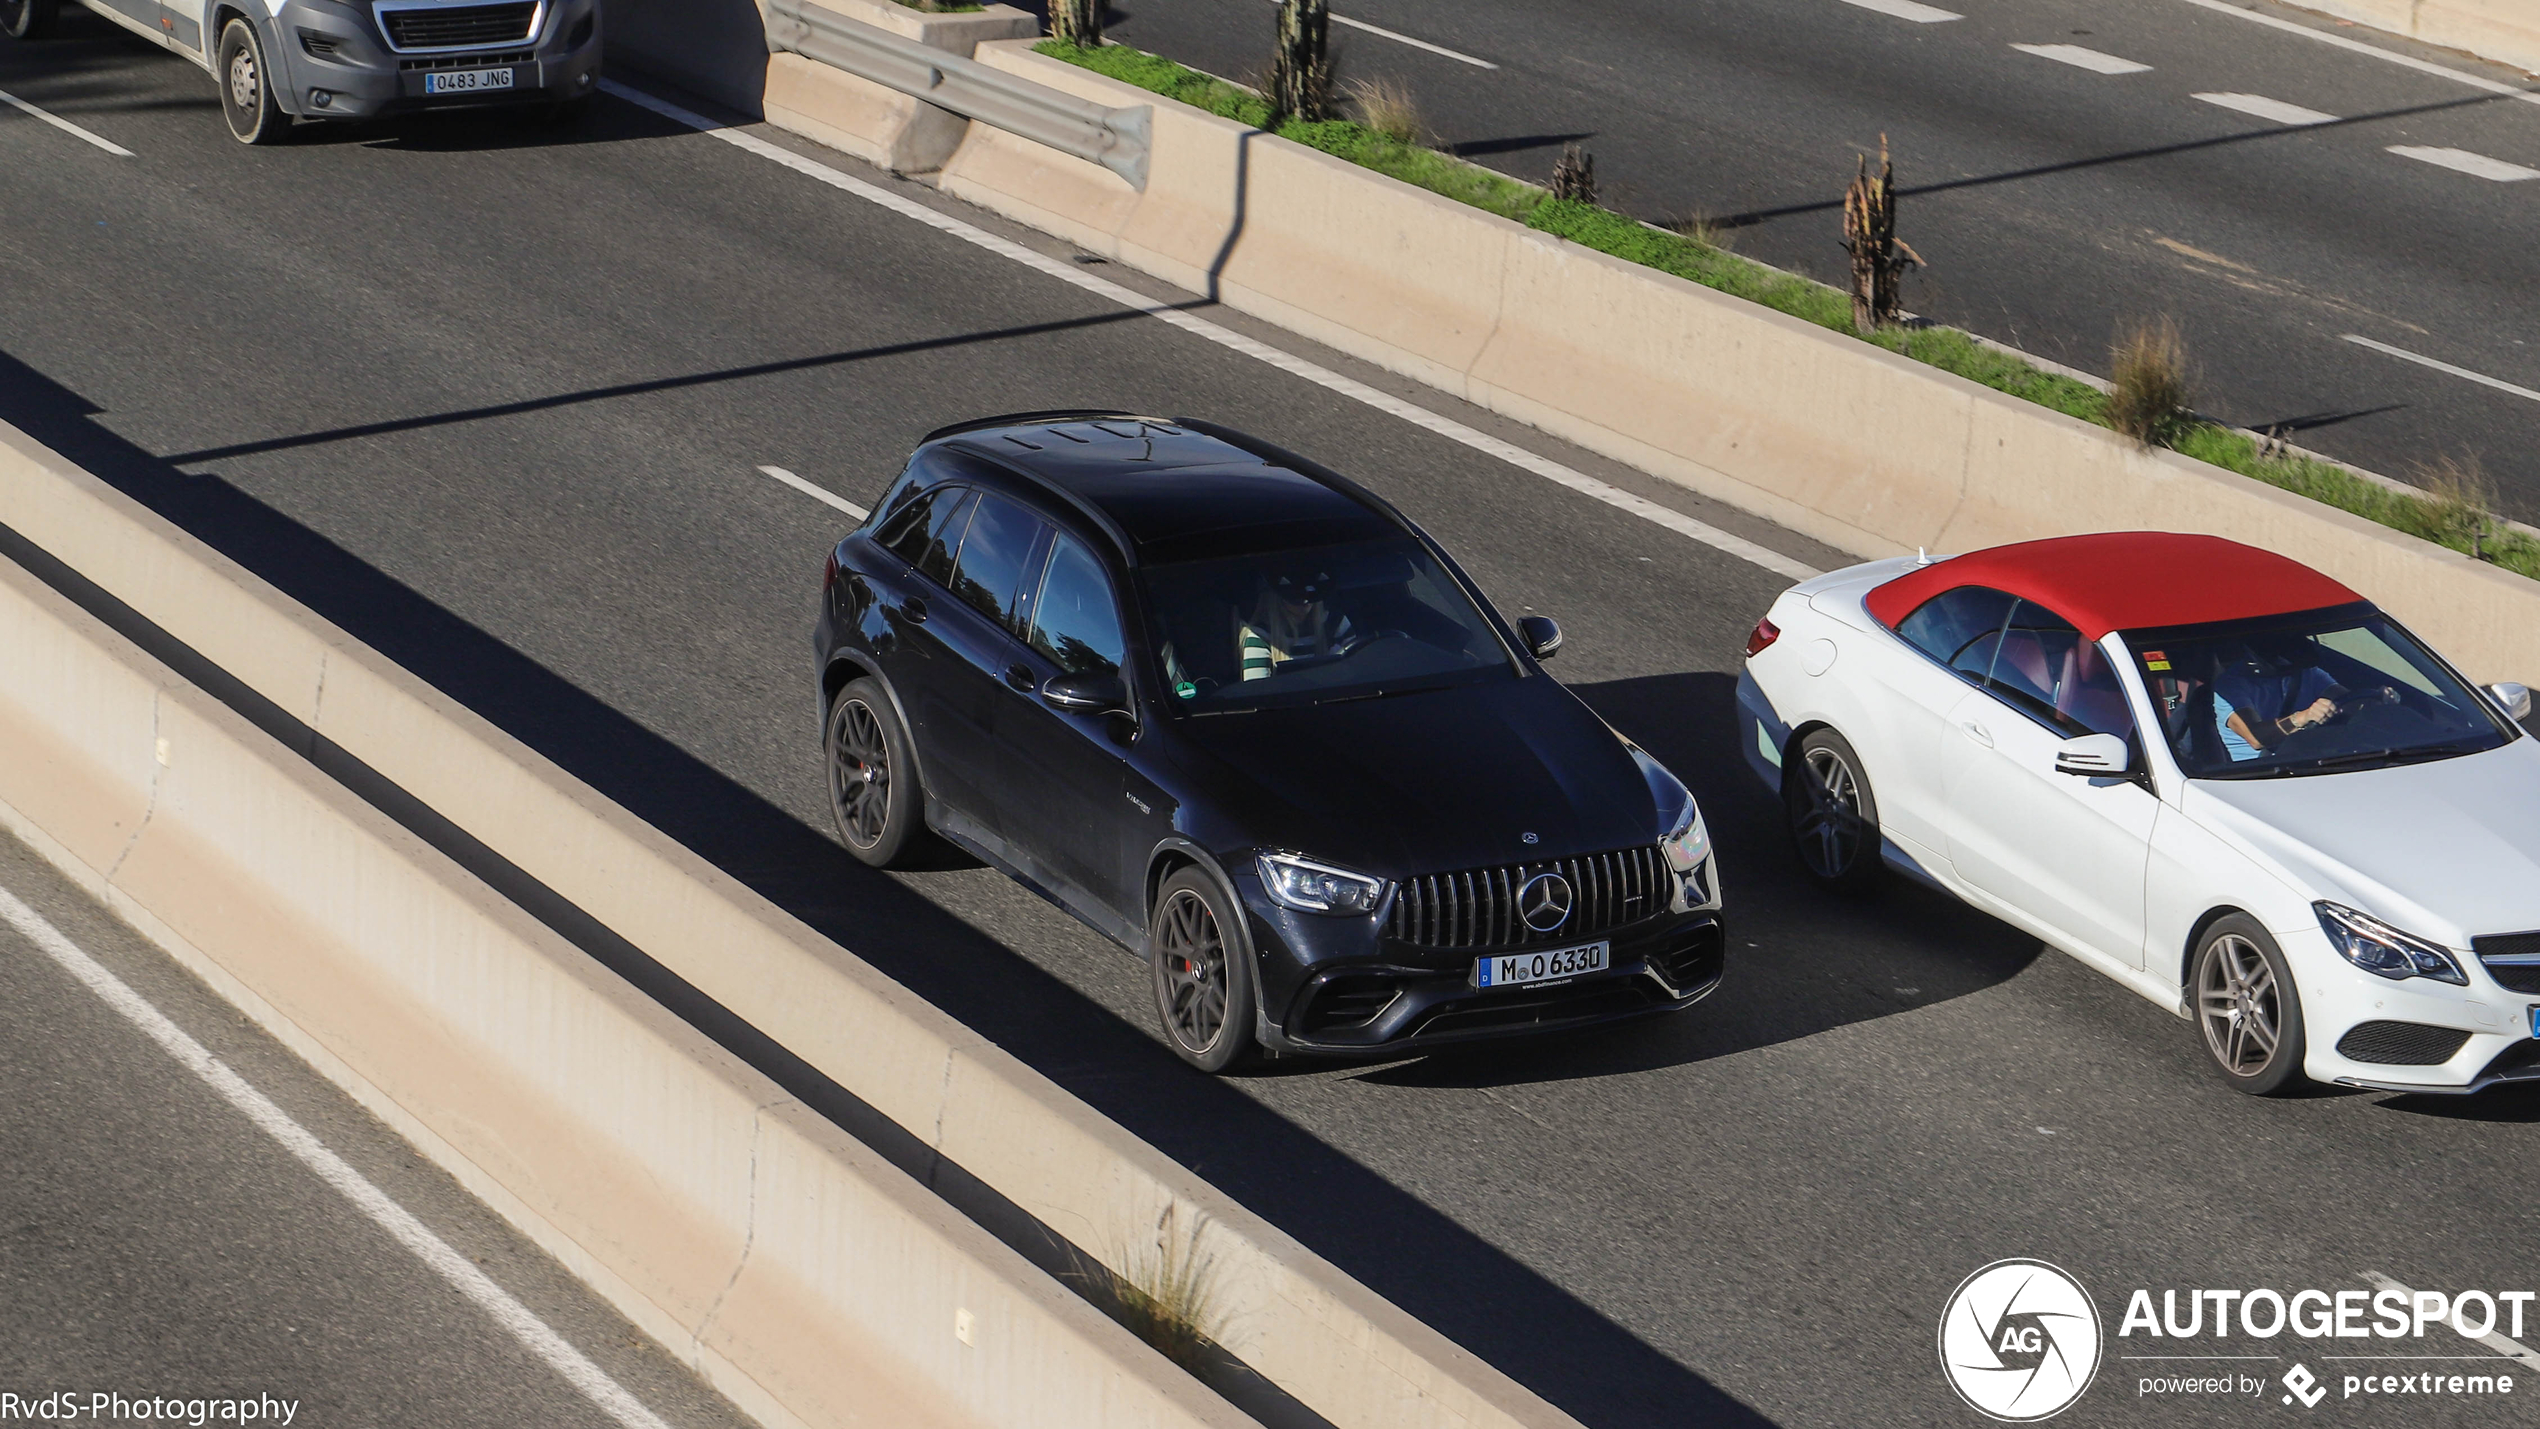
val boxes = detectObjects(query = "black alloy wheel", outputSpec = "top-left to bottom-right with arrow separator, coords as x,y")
1149,866 -> 1258,1073
1785,728 -> 1880,886
2,0 -> 60,41
217,19 -> 290,145
2193,915 -> 2308,1095
825,678 -> 924,869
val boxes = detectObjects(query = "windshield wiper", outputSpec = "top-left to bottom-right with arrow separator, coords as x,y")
2276,740 -> 2492,775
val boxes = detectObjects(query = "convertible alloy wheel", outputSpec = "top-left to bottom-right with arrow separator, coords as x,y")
1786,729 -> 1879,886
826,698 -> 891,851
2193,917 -> 2307,1095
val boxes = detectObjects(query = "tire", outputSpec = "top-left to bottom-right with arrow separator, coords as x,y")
824,678 -> 926,869
2191,915 -> 2308,1095
2,0 -> 61,41
216,19 -> 290,146
1784,727 -> 1881,887
1148,866 -> 1260,1073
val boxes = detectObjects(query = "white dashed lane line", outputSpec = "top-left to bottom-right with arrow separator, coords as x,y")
0,84 -> 135,157
2194,92 -> 2338,126
2170,0 -> 2540,110
1258,2 -> 1497,69
2387,146 -> 2540,182
1834,0 -> 1962,24
758,464 -> 866,518
2012,43 -> 2154,76
2344,335 -> 2540,405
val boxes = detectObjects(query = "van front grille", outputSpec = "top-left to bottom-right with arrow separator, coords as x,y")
382,2 -> 537,50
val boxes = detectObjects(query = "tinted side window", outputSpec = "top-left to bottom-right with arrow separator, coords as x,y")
1896,586 -> 2017,681
879,485 -> 976,588
1030,535 -> 1127,677
949,494 -> 1046,630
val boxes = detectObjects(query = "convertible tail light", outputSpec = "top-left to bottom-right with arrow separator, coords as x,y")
1743,616 -> 1781,658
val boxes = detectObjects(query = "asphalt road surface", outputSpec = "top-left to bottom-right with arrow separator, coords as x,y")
5,18 -> 2540,1428
1106,0 -> 2540,521
0,826 -> 757,1429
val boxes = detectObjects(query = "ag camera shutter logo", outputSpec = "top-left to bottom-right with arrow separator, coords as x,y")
1939,1259 -> 2103,1421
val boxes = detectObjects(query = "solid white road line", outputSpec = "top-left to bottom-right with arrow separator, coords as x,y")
2193,91 -> 2339,126
758,464 -> 867,518
2361,1273 -> 2540,1374
1836,0 -> 1963,23
2170,0 -> 2540,109
598,80 -> 1821,582
0,85 -> 136,157
2386,145 -> 2540,181
2343,334 -> 2540,405
0,883 -> 677,1429
1257,2 -> 1497,68
2011,43 -> 2154,75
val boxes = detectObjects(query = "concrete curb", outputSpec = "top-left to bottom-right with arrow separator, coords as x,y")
0,536 -> 1251,1429
2292,0 -> 2540,76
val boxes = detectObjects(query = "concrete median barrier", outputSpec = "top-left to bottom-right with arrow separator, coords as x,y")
2296,0 -> 2540,77
0,418 -> 1589,1429
0,539 -> 1250,1429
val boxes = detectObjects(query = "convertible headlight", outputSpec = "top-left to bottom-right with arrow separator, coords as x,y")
1257,852 -> 1389,916
1660,794 -> 1715,911
2314,902 -> 2467,985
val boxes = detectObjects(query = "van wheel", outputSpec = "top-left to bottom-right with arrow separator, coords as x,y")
3,0 -> 61,41
217,19 -> 291,145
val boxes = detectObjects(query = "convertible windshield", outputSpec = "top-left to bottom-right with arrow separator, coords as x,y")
2126,609 -> 2514,779
1141,537 -> 1514,710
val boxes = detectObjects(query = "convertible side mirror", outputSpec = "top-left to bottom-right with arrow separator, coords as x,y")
1518,615 -> 1563,661
2054,732 -> 2132,777
2489,682 -> 2533,723
1041,671 -> 1130,716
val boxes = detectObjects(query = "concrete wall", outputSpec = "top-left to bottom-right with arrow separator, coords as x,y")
0,531 -> 1249,1429
0,419 -> 1585,1429
927,42 -> 2540,685
2294,0 -> 2540,76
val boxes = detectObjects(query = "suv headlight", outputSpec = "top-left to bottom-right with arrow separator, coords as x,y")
1257,852 -> 1390,916
2314,902 -> 2467,985
1660,794 -> 1715,911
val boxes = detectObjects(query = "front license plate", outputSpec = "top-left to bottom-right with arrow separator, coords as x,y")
1475,941 -> 1609,989
425,68 -> 516,94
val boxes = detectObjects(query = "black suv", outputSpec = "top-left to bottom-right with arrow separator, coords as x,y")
813,414 -> 1725,1069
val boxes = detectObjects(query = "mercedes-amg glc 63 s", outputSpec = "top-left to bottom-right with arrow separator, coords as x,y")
813,413 -> 1726,1070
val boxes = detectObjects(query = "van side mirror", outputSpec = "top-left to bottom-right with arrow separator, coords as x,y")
1042,671 -> 1130,715
1518,615 -> 1563,661
2489,682 -> 2533,723
2053,732 -> 2132,777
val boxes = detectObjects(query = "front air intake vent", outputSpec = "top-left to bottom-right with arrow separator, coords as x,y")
2335,1021 -> 2471,1066
1387,844 -> 1667,950
381,2 -> 538,50
2474,931 -> 2540,994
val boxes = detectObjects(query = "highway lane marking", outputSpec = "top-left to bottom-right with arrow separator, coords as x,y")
2361,1273 -> 2540,1374
2344,334 -> 2540,405
2011,43 -> 2153,75
758,464 -> 867,518
600,80 -> 1821,582
0,882 -> 679,1429
1259,1 -> 1498,68
2170,0 -> 2540,110
1836,0 -> 1962,22
2386,145 -> 2540,181
2193,92 -> 2338,126
0,84 -> 136,157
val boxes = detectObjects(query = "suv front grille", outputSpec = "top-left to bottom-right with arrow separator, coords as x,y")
2474,932 -> 2540,994
1387,844 -> 1667,950
382,2 -> 537,50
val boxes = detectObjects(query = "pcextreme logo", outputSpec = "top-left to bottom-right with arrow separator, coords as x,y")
1939,1259 -> 2104,1421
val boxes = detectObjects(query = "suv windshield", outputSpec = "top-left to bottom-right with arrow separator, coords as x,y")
2126,609 -> 2514,779
1141,537 -> 1514,710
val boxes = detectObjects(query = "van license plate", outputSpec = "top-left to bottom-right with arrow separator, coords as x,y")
1474,941 -> 1609,989
426,69 -> 515,94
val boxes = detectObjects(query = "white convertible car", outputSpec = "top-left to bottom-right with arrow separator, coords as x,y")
1737,532 -> 2540,1095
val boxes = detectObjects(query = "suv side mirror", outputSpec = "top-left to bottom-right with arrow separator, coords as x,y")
2489,682 -> 2533,723
1518,615 -> 1563,661
2053,732 -> 2131,777
1042,670 -> 1130,715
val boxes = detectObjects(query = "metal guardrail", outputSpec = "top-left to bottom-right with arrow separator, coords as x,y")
764,0 -> 1151,189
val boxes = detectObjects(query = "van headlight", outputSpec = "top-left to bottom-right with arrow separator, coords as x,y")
1661,794 -> 1715,911
2315,902 -> 2466,985
1257,852 -> 1389,916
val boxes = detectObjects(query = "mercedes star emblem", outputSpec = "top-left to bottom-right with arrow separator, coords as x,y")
1517,871 -> 1574,933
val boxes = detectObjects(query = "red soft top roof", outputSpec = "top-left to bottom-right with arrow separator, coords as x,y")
1861,532 -> 2365,640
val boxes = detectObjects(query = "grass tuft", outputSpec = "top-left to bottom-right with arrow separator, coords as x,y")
1111,1206 -> 1228,1373
1342,75 -> 1426,145
2104,317 -> 2195,448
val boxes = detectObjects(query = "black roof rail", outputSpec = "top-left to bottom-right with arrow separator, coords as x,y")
919,410 -> 1154,444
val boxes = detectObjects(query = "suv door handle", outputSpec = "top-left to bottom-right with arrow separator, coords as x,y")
901,596 -> 928,624
1005,664 -> 1037,692
1959,720 -> 1994,748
